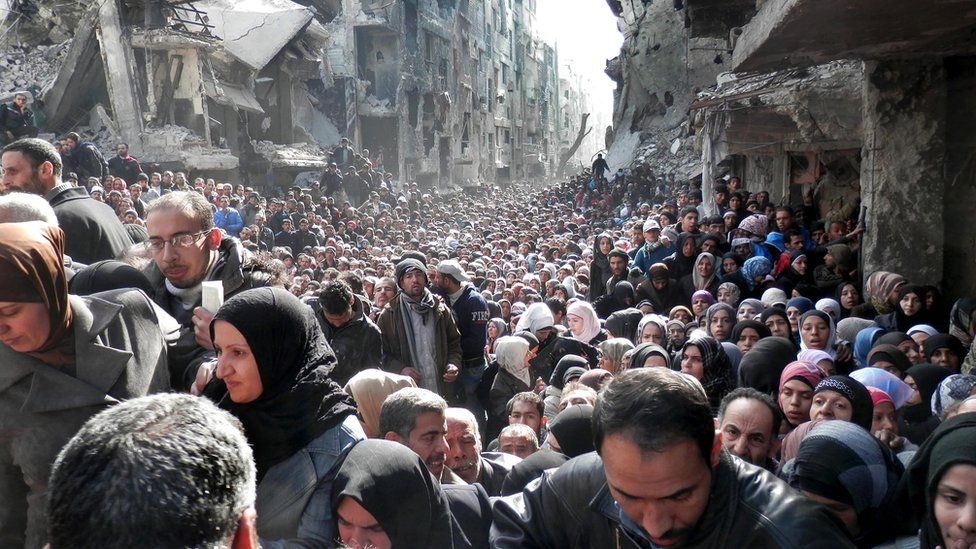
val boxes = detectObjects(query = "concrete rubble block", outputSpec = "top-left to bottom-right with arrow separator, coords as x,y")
195,0 -> 314,70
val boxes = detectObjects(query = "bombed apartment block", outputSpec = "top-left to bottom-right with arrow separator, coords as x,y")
0,0 -> 589,188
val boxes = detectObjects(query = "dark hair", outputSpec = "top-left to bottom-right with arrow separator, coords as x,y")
717,387 -> 782,437
64,132 -> 80,142
545,297 -> 566,317
2,138 -> 63,177
319,280 -> 354,315
506,391 -> 544,418
783,228 -> 801,242
48,394 -> 255,548
679,206 -> 698,219
338,270 -> 364,295
775,205 -> 794,216
593,368 -> 713,463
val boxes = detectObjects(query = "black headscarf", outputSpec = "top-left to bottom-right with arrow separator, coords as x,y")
605,307 -> 643,341
813,376 -> 873,431
923,334 -> 965,364
69,260 -> 154,296
549,354 -> 589,389
548,404 -> 595,458
900,414 -> 976,548
681,336 -> 735,412
332,439 -> 454,548
500,450 -> 569,496
738,337 -> 796,396
211,287 -> 356,480
629,342 -> 670,369
731,319 -> 771,345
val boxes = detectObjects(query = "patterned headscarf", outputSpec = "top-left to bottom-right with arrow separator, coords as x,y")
813,376 -> 874,430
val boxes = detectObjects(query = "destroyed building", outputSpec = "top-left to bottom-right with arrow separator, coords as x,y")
0,0 -> 591,188
605,0 -> 976,300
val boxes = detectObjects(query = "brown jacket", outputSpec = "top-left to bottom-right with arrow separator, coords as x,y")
377,292 -> 462,402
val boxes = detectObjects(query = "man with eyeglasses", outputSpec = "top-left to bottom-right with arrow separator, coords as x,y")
143,191 -> 267,394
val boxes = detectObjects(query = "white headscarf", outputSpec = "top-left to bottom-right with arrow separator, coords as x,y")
567,301 -> 602,343
515,303 -> 555,334
494,336 -> 532,386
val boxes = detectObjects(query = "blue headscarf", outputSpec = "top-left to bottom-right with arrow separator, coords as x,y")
741,256 -> 772,291
854,326 -> 887,369
786,297 -> 814,315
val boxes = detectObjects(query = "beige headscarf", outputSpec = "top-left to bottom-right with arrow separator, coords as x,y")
344,369 -> 417,437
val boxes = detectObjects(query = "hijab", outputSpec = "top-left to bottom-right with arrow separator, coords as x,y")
798,310 -> 837,358
905,364 -> 953,419
836,317 -> 878,344
835,282 -> 861,315
787,297 -> 814,316
211,287 -> 357,479
778,418 -> 824,469
500,450 -> 569,496
850,367 -> 914,409
779,361 -> 828,395
784,420 -> 902,548
797,349 -> 834,371
549,355 -> 589,389
0,222 -> 74,367
548,404 -> 595,458
495,336 -> 532,386
854,327 -> 887,369
738,337 -> 796,395
813,376 -> 874,430
760,287 -> 788,309
332,439 -> 454,548
731,319 -> 771,345
567,301 -> 602,344
718,281 -> 741,306
692,252 -> 718,291
681,335 -> 735,412
691,290 -> 715,308
901,414 -> 976,548
605,308 -> 643,342
629,342 -> 671,368
344,369 -> 417,437
514,302 -> 555,334
704,303 -> 736,341
737,298 -> 765,320
741,256 -> 772,291
634,314 -> 667,346
948,298 -> 976,348
866,344 -> 912,378
864,271 -> 906,315
930,374 -> 976,418
815,298 -> 841,323
923,334 -> 965,364
69,259 -> 154,296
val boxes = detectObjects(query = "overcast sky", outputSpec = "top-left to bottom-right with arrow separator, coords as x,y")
535,0 -> 622,120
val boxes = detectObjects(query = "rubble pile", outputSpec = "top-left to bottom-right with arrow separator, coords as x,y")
251,140 -> 328,168
0,42 -> 69,95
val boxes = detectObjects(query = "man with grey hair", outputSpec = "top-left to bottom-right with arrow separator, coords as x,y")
0,191 -> 58,225
498,423 -> 539,460
143,191 -> 269,393
445,407 -> 520,496
379,387 -> 451,480
47,393 -> 258,549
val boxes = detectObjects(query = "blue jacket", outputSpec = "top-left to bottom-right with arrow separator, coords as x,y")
256,414 -> 365,549
448,284 -> 490,365
214,207 -> 244,237
633,241 -> 674,275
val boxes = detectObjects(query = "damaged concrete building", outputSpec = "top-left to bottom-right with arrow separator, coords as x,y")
605,0 -> 976,298
1,0 -> 590,188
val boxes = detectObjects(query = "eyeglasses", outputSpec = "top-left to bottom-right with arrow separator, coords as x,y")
145,231 -> 209,252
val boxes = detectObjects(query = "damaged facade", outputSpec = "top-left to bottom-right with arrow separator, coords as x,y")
1,0 -> 590,187
606,0 -> 976,299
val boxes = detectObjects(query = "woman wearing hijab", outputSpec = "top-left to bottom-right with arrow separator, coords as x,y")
923,334 -> 966,372
740,255 -> 774,299
679,335 -> 735,413
598,337 -> 634,374
543,355 -> 590,420
628,342 -> 671,368
875,285 -> 930,333
344,369 -> 417,438
704,302 -> 736,342
931,374 -> 976,419
593,280 -> 636,319
810,376 -> 874,431
663,232 -> 699,281
875,331 -> 924,366
487,336 -> 533,442
716,281 -> 741,307
332,439 -> 456,549
736,298 -> 765,322
635,263 -> 685,315
588,233 -> 614,300
852,271 -> 906,319
566,300 -> 606,346
900,414 -> 976,549
0,222 -> 171,545
679,252 -> 720,301
761,307 -> 794,341
835,282 -> 862,320
732,319 -> 771,355
815,298 -> 842,324
778,361 -> 828,432
738,337 -> 796,395
634,314 -> 667,347
691,289 -> 716,317
864,345 -> 912,381
486,317 -> 508,355
900,363 -> 954,445
211,287 -> 364,544
799,310 -> 837,360
775,251 -> 814,297
786,297 -> 815,339
782,421 -> 904,548
949,298 -> 976,351
546,404 -> 596,458
798,349 -> 836,376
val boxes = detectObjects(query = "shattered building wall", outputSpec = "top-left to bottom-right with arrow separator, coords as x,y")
603,0 -> 751,177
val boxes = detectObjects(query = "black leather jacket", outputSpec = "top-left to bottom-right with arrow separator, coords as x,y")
490,451 -> 856,548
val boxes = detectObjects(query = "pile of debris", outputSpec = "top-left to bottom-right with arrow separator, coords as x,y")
0,42 -> 69,95
252,140 -> 328,169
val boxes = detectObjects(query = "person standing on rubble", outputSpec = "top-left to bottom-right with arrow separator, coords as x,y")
330,137 -> 356,171
0,93 -> 38,146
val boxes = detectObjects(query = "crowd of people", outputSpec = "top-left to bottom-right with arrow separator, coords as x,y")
1,133 -> 976,548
